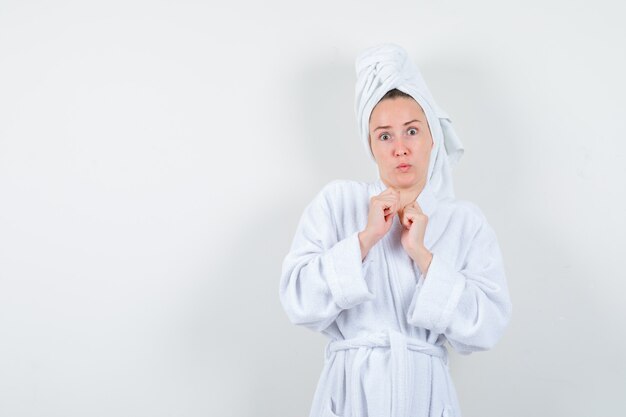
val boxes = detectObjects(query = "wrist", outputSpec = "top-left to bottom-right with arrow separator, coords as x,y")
358,230 -> 378,252
412,247 -> 433,274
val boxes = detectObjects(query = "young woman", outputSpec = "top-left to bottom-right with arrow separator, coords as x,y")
279,43 -> 512,417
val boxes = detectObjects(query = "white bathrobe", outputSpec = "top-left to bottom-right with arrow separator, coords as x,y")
279,177 -> 512,417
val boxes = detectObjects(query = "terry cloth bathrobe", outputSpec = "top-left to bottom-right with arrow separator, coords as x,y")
279,43 -> 512,417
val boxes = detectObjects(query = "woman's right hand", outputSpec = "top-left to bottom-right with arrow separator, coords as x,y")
358,187 -> 400,258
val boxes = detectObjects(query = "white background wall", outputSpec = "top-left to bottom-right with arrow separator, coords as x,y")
1,1 -> 625,416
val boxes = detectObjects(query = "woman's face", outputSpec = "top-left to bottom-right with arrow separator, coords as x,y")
369,96 -> 434,190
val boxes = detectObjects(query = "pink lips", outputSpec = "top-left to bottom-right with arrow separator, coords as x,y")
397,164 -> 411,171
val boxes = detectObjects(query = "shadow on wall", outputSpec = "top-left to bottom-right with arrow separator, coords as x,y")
172,198 -> 315,416
288,52 -> 375,181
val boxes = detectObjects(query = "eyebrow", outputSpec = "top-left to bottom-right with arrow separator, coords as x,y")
374,119 -> 422,132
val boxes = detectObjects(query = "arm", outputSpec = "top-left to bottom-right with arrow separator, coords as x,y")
279,183 -> 375,333
406,213 -> 512,354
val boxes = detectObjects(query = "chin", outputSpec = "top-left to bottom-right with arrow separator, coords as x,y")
383,172 -> 420,188
394,174 -> 417,185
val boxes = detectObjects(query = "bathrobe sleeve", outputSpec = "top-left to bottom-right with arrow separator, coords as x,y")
406,205 -> 512,354
279,181 -> 376,332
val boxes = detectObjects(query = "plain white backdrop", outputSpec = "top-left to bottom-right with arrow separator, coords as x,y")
1,1 -> 625,416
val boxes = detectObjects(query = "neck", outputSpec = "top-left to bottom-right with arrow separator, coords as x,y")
381,177 -> 427,211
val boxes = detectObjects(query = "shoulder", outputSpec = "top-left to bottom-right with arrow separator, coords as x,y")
440,197 -> 490,230
451,199 -> 487,221
300,179 -> 368,230
445,198 -> 500,246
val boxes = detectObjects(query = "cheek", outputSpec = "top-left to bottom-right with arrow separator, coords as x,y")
413,140 -> 431,157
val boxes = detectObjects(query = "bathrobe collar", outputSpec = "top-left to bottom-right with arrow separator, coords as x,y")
372,177 -> 439,217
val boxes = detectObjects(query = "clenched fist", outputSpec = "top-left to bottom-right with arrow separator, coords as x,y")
358,188 -> 400,259
399,202 -> 433,275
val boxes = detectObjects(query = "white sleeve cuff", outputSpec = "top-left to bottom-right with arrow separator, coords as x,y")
406,252 -> 466,333
325,231 -> 375,309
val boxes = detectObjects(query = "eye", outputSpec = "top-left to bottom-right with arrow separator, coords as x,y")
379,133 -> 391,141
408,127 -> 418,135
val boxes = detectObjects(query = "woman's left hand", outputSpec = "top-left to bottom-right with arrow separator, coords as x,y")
399,202 -> 433,275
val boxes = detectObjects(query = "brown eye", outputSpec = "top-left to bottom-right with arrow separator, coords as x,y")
408,128 -> 418,135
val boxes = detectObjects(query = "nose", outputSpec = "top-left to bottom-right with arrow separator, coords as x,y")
394,138 -> 409,156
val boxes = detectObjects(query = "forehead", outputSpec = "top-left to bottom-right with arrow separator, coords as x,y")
369,97 -> 425,122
